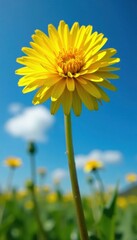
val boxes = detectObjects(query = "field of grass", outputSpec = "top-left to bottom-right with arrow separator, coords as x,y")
0,186 -> 137,240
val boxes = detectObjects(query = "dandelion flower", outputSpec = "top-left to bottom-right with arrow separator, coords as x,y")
24,200 -> 34,210
16,20 -> 120,115
4,157 -> 22,168
117,197 -> 127,208
37,167 -> 47,176
125,173 -> 137,183
47,192 -> 58,203
84,159 -> 103,172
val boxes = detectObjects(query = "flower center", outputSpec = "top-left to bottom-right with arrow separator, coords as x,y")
57,48 -> 84,77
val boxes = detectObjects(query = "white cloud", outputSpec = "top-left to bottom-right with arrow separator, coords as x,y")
8,103 -> 23,114
75,149 -> 123,169
101,150 -> 123,163
5,105 -> 55,142
51,168 -> 68,182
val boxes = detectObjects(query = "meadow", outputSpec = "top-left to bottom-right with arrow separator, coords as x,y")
0,173 -> 137,240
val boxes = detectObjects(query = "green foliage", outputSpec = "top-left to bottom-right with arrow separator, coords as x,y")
96,187 -> 117,240
0,190 -> 137,240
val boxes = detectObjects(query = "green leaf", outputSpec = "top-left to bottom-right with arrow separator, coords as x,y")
97,186 -> 118,240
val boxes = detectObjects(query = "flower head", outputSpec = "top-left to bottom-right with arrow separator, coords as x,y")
117,197 -> 127,208
125,173 -> 137,183
37,167 -> 47,176
4,157 -> 22,169
16,21 -> 120,115
24,200 -> 34,210
84,159 -> 103,172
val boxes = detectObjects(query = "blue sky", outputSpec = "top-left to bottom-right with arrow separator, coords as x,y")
0,0 -> 137,194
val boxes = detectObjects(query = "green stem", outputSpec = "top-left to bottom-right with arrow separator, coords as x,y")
64,113 -> 89,240
31,187 -> 47,240
29,155 -> 46,240
94,170 -> 105,205
0,168 -> 15,225
30,155 -> 36,185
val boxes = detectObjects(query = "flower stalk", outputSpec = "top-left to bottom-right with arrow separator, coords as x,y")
27,142 -> 47,240
31,185 -> 47,240
64,113 -> 89,240
0,168 -> 15,225
94,170 -> 105,205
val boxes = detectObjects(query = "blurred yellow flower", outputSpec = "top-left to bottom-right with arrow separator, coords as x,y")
4,157 -> 22,168
46,192 -> 58,203
37,167 -> 47,176
24,200 -> 34,210
16,20 -> 120,116
84,160 -> 103,172
125,173 -> 137,183
117,197 -> 127,208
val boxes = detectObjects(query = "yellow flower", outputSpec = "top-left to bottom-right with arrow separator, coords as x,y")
37,167 -> 47,176
84,159 -> 103,172
24,200 -> 34,210
16,21 -> 120,116
4,157 -> 22,168
125,173 -> 137,183
117,197 -> 127,208
46,192 -> 58,203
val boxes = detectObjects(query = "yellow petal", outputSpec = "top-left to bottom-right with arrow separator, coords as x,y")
62,89 -> 72,115
74,26 -> 86,49
84,51 -> 107,69
44,76 -> 62,87
51,79 -> 66,101
103,48 -> 117,58
99,66 -> 120,72
50,97 -> 62,115
63,24 -> 70,50
29,42 -> 56,65
58,20 -> 69,50
16,67 -> 34,75
81,81 -> 101,99
70,22 -> 79,46
97,80 -> 117,91
83,33 -> 103,56
97,72 -> 119,79
66,77 -> 75,91
83,74 -> 104,82
100,58 -> 120,67
76,82 -> 95,110
95,85 -> 110,102
72,90 -> 82,116
22,80 -> 44,93
16,56 -> 45,70
22,47 -> 39,58
18,76 -> 33,86
34,30 -> 57,56
91,38 -> 108,56
76,76 -> 87,85
85,25 -> 93,37
48,24 -> 62,51
33,86 -> 52,104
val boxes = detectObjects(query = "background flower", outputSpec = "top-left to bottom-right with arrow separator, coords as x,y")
125,173 -> 137,183
4,157 -> 22,169
84,159 -> 103,172
37,167 -> 47,176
